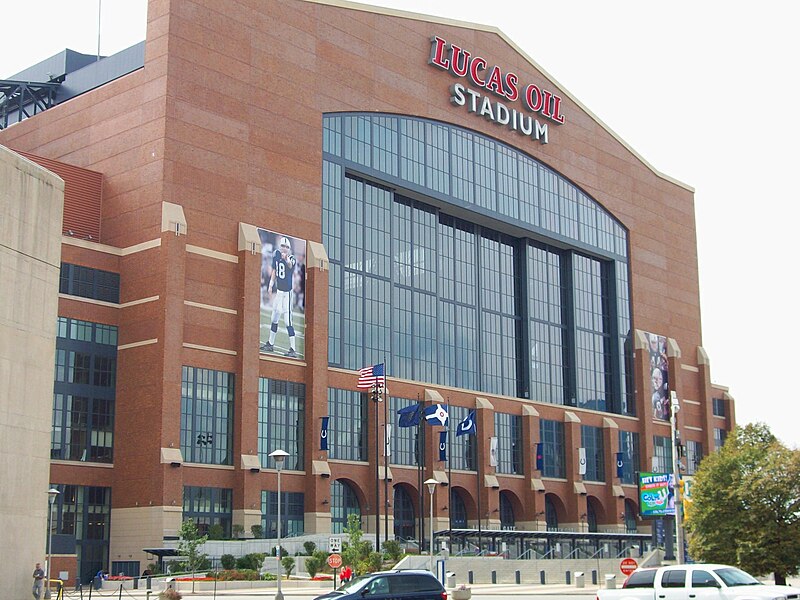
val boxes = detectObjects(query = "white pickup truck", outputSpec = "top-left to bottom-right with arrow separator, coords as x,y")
597,564 -> 800,600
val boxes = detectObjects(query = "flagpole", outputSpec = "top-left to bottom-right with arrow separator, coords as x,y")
373,383 -> 381,555
476,436 -> 482,554
383,361 -> 389,547
447,401 -> 453,554
418,398 -> 425,554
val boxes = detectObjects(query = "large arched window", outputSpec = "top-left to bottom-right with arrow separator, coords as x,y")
393,487 -> 415,541
330,480 -> 361,534
450,489 -> 467,529
499,492 -> 515,529
545,495 -> 559,531
323,113 -> 634,415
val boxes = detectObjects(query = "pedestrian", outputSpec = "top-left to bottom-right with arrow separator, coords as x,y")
32,562 -> 45,600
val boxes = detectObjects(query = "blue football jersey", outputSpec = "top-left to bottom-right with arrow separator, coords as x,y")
272,249 -> 296,292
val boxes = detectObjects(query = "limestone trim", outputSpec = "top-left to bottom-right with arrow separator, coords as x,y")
186,244 -> 238,263
183,342 -> 237,356
184,300 -> 237,314
118,338 -> 158,351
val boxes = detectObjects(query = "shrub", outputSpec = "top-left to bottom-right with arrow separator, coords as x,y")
215,569 -> 260,581
207,524 -> 225,540
281,556 -> 295,577
158,590 -> 182,600
305,556 -> 323,579
236,553 -> 266,571
382,540 -> 403,562
220,554 -> 236,570
250,524 -> 263,538
232,524 -> 244,539
303,541 -> 317,556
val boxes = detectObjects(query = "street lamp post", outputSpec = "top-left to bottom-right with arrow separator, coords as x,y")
424,478 -> 438,574
269,449 -> 289,600
45,488 -> 60,600
669,391 -> 684,565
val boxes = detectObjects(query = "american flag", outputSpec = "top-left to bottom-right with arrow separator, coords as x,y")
357,363 -> 386,389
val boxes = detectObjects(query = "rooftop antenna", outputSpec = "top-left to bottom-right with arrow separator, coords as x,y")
96,0 -> 102,62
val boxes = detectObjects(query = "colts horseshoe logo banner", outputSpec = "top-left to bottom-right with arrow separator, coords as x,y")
439,431 -> 447,462
320,417 -> 329,451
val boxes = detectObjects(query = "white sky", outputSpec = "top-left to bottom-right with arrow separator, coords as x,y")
2,1 -> 798,448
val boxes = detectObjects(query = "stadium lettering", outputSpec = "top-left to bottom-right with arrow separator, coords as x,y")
430,35 -> 565,126
450,83 -> 548,144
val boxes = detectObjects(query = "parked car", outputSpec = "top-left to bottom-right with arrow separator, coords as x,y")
314,569 -> 446,600
598,564 -> 800,600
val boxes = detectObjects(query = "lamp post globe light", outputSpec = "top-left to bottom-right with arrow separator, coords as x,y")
424,478 -> 439,574
45,488 -> 60,600
269,449 -> 289,600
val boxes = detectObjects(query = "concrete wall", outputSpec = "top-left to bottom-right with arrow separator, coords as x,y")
0,145 -> 64,600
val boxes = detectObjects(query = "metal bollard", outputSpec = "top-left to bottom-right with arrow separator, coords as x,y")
566,571 -> 571,585
468,571 -> 473,584
491,571 -> 497,584
540,570 -> 546,585
515,570 -> 521,584
592,570 -> 598,585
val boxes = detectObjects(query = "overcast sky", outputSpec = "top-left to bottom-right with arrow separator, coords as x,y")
2,1 -> 797,448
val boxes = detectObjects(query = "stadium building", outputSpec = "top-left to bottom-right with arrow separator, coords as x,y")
1,0 -> 734,586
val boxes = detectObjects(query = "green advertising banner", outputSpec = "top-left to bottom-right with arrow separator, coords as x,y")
638,472 -> 676,517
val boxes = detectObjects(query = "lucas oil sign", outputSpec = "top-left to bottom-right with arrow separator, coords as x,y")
428,36 -> 566,145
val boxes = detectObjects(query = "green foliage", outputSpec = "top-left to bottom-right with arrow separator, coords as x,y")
176,519 -> 209,574
232,524 -> 245,539
281,556 -> 295,577
146,563 -> 162,575
236,553 -> 266,571
341,513 -> 377,575
250,524 -> 263,538
382,539 -> 403,562
305,555 -> 323,578
215,569 -> 260,581
363,551 -> 382,574
220,554 -> 236,570
207,523 -> 225,540
686,423 -> 800,581
303,541 -> 317,556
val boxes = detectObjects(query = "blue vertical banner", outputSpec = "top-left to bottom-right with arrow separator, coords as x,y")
616,452 -> 625,478
320,416 -> 329,451
439,431 -> 447,462
535,442 -> 544,471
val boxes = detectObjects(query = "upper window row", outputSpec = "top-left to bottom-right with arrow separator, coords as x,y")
60,263 -> 120,304
323,114 -> 627,259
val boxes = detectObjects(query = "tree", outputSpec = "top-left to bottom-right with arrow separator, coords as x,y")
176,519 -> 209,584
686,423 -> 800,584
341,513 -> 376,575
281,556 -> 295,578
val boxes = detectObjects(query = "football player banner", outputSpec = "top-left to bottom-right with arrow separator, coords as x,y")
644,331 -> 670,421
258,229 -> 307,360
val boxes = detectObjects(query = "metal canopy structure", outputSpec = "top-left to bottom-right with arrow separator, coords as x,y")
0,80 -> 61,129
436,528 -> 652,560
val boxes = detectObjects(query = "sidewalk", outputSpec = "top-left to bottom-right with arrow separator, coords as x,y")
63,581 -> 603,598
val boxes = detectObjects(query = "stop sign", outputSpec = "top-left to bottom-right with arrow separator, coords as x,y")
327,553 -> 343,569
620,558 -> 638,575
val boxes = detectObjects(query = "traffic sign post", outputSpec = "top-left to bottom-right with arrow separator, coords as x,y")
327,553 -> 343,569
620,558 -> 638,576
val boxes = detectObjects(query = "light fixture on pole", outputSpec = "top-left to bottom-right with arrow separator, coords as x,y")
424,478 -> 439,573
269,449 -> 289,600
669,391 -> 684,564
45,488 -> 60,600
